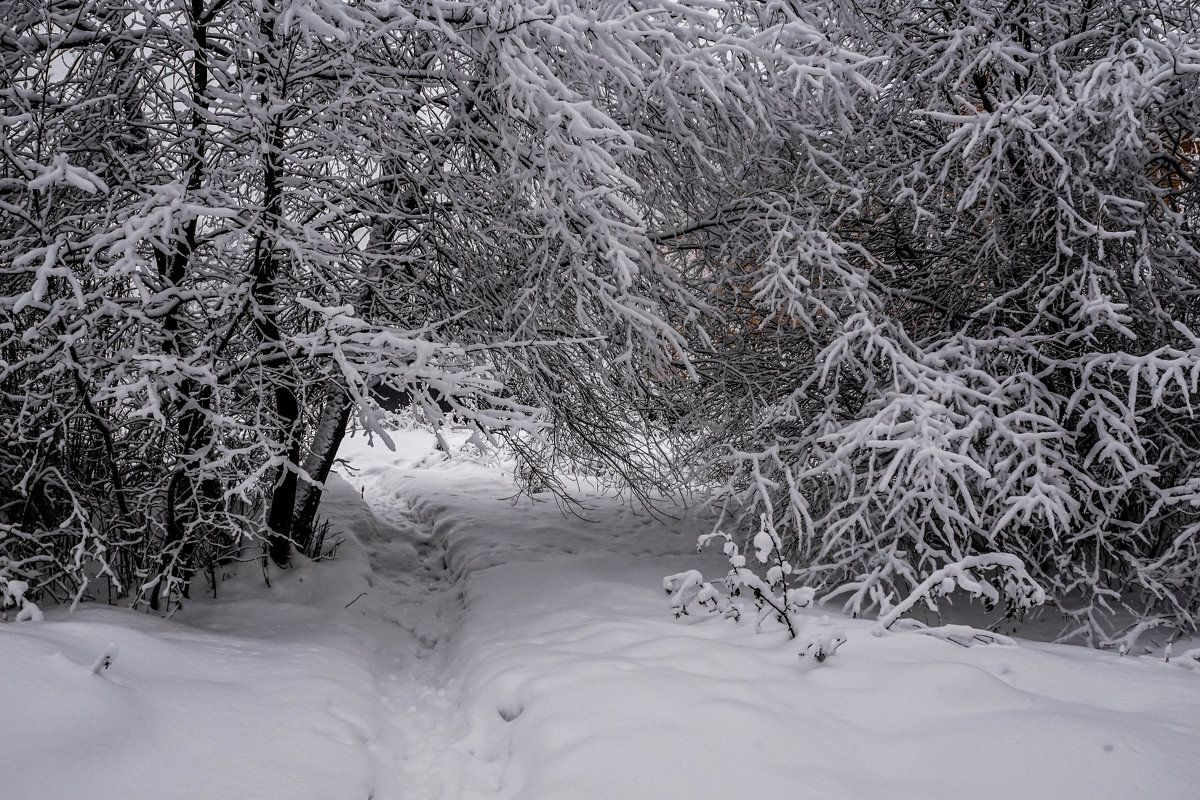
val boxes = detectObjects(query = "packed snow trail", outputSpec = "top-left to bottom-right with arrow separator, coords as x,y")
337,432 -> 733,799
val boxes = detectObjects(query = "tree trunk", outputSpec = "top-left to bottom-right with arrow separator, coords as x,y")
150,1 -> 215,609
253,0 -> 300,568
292,385 -> 355,553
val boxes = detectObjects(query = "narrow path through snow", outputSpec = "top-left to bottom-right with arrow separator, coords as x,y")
337,431 -> 725,798
338,436 -> 519,798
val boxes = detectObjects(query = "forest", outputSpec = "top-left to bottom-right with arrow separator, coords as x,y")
2,0 -> 1199,650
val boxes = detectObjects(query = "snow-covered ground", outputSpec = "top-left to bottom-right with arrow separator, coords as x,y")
3,429 -> 1199,799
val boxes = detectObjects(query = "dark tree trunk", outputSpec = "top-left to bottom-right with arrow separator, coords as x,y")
253,0 -> 301,568
150,2 -> 215,610
292,386 -> 355,553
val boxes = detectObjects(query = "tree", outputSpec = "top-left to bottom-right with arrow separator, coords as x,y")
673,0 -> 1200,646
1,0 -> 854,610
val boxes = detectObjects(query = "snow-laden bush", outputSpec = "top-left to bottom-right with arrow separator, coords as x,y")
669,0 -> 1200,646
2,577 -> 43,623
665,518 -> 817,638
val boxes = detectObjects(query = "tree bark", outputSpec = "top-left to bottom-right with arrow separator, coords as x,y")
253,1 -> 301,568
292,385 -> 355,553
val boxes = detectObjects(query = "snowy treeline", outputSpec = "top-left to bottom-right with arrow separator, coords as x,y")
665,0 -> 1200,646
2,0 -> 1198,644
0,0 -> 708,607
2,0 -> 822,609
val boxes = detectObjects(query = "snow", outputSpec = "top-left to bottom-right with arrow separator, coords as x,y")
3,427 -> 1199,798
